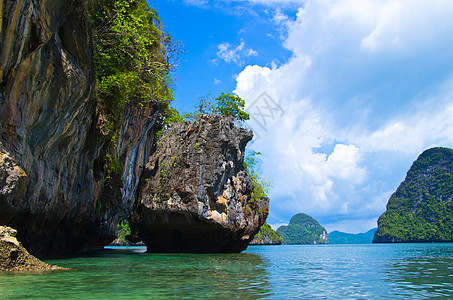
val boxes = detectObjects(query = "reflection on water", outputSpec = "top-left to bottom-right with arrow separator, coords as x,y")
2,244 -> 453,299
0,250 -> 271,299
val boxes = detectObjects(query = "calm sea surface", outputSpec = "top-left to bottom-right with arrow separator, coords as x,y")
1,243 -> 453,299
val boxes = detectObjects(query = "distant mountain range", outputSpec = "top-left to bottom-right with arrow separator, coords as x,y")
258,212 -> 377,245
328,228 -> 377,244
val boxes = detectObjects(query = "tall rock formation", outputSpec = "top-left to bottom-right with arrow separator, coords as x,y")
0,0 -> 157,257
129,115 -> 269,253
374,147 -> 453,243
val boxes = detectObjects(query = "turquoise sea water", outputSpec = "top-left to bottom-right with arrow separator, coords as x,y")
1,243 -> 453,299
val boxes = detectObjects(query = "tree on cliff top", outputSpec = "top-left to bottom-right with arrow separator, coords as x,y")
215,92 -> 250,121
184,92 -> 250,122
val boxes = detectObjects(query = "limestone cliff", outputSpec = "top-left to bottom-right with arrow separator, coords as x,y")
0,0 -> 157,257
374,147 -> 453,243
130,115 -> 269,253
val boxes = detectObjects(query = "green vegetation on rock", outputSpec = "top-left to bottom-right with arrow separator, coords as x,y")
85,0 -> 182,184
277,213 -> 328,245
250,223 -> 283,245
328,228 -> 377,244
85,0 -> 176,133
215,92 -> 250,121
184,92 -> 249,122
110,220 -> 132,245
244,150 -> 270,205
374,147 -> 453,243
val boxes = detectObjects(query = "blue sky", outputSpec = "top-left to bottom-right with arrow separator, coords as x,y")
149,0 -> 453,233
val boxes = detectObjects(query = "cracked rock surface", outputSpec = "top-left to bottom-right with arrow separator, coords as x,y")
130,115 -> 269,253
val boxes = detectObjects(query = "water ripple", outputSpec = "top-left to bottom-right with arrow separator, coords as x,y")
1,244 -> 453,299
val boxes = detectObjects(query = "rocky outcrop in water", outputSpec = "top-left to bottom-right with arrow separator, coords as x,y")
250,223 -> 282,245
0,0 -> 157,257
129,115 -> 269,253
374,147 -> 453,243
0,226 -> 62,272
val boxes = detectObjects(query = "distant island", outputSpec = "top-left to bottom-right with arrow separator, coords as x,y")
277,213 -> 328,244
374,147 -> 453,243
328,228 -> 377,244
250,223 -> 283,245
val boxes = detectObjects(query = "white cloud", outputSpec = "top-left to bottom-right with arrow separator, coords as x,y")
216,40 -> 258,65
235,0 -> 453,232
247,0 -> 304,3
353,89 -> 453,155
184,0 -> 208,7
325,144 -> 365,184
185,0 -> 305,6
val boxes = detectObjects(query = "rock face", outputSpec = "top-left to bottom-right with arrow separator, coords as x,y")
0,0 -> 265,257
250,223 -> 282,245
0,226 -> 61,272
0,0 -> 157,257
277,213 -> 328,245
130,115 -> 269,253
374,147 -> 453,243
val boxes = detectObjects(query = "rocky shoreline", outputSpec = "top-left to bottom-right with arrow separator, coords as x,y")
0,226 -> 64,272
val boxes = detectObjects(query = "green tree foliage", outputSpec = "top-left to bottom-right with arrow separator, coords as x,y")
84,0 -> 182,183
215,92 -> 250,121
251,223 -> 283,245
112,219 -> 132,245
277,213 -> 328,245
243,150 -> 270,204
85,0 -> 177,133
184,92 -> 249,121
374,147 -> 453,243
